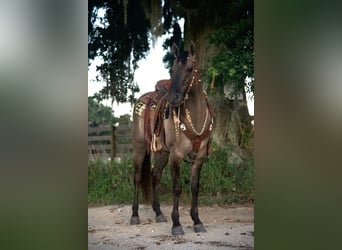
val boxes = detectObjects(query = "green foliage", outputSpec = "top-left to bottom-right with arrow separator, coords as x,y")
160,143 -> 254,204
89,0 -> 254,105
206,0 -> 254,96
88,0 -> 150,103
162,22 -> 184,74
88,159 -> 134,205
88,144 -> 254,205
88,97 -> 118,126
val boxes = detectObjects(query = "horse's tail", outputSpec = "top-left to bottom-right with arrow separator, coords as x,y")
140,151 -> 152,203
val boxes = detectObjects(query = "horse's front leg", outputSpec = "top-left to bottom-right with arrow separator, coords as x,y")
152,152 -> 168,223
190,155 -> 207,233
170,157 -> 184,235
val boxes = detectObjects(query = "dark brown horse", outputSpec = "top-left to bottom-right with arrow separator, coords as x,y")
130,42 -> 214,235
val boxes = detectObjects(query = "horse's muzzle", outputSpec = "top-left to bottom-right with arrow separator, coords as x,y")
167,93 -> 182,107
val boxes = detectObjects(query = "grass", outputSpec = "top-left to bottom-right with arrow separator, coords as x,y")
88,144 -> 254,206
88,158 -> 134,204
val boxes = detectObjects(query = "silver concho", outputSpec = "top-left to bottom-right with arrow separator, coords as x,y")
209,118 -> 214,131
180,123 -> 186,131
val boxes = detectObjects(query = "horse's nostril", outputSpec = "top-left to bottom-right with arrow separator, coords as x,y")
168,92 -> 182,106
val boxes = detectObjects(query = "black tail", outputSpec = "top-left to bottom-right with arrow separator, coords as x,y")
140,152 -> 152,203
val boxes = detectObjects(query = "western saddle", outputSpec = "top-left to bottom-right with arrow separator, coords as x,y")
134,79 -> 214,154
134,79 -> 171,152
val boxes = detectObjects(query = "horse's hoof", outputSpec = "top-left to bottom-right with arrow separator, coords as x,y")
172,225 -> 185,236
130,216 -> 140,225
194,223 -> 207,233
156,214 -> 167,223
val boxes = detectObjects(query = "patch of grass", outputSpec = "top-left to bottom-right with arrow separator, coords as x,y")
159,144 -> 254,204
88,159 -> 134,205
88,144 -> 254,206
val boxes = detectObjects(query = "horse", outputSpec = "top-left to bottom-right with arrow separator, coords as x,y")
130,41 -> 214,236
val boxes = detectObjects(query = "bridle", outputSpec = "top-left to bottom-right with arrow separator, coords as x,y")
171,56 -> 213,144
183,56 -> 198,102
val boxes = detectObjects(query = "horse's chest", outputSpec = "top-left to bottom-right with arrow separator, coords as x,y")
164,119 -> 193,153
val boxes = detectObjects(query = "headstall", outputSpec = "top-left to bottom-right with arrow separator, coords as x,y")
171,57 -> 214,146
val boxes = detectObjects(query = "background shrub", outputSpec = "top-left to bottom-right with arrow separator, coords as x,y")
88,144 -> 254,206
88,159 -> 134,205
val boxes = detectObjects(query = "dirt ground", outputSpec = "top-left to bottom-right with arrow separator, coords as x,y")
88,203 -> 254,249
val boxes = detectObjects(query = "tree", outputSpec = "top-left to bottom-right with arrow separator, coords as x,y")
88,0 -> 150,104
88,0 -> 254,153
160,0 -> 254,152
88,97 -> 118,126
206,0 -> 254,152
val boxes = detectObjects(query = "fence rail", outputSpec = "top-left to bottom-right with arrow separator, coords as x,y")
113,122 -> 133,159
88,120 -> 132,160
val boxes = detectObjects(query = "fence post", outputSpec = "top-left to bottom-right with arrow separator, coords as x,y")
112,125 -> 115,159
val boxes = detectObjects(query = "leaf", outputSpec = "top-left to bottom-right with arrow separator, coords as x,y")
228,68 -> 236,77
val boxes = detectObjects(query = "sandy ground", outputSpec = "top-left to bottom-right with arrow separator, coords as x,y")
88,203 -> 254,249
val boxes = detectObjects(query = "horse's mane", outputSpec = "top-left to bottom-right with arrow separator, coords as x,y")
177,51 -> 189,64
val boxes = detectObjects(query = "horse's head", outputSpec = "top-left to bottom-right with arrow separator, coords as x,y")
167,42 -> 197,107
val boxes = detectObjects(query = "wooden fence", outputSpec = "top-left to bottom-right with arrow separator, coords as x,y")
114,123 -> 133,158
88,121 -> 132,160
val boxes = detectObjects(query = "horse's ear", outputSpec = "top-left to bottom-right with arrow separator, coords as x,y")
189,41 -> 196,57
172,43 -> 179,58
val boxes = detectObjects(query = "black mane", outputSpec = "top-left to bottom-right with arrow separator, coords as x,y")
177,51 -> 189,64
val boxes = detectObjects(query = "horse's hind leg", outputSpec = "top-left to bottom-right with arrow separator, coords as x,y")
130,146 -> 146,225
152,151 -> 168,222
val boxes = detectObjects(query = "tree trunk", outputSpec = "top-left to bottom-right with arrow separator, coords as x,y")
184,34 -> 253,153
181,3 -> 253,156
209,91 -> 253,151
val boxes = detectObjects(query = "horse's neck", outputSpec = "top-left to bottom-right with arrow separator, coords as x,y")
188,82 -> 204,103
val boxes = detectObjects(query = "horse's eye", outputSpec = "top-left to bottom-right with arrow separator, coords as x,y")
186,67 -> 193,73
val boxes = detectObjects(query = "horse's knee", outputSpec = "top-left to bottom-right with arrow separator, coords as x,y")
152,166 -> 162,179
191,181 -> 199,194
134,171 -> 141,182
173,186 -> 182,196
